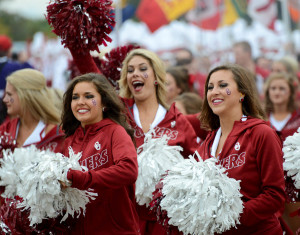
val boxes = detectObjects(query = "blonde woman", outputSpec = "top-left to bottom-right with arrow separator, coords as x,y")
198,64 -> 285,234
1,68 -> 64,152
119,49 -> 199,234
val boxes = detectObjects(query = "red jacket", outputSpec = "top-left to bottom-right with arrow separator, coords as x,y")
270,109 -> 300,142
122,98 -> 199,234
65,119 -> 140,235
197,116 -> 285,235
0,118 -> 64,153
122,98 -> 199,158
184,113 -> 208,142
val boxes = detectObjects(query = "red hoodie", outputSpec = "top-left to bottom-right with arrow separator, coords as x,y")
269,109 -> 300,142
122,98 -> 199,234
197,116 -> 285,235
122,98 -> 199,158
0,117 -> 65,153
65,119 -> 140,235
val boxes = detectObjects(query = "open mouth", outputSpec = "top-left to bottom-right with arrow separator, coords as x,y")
132,81 -> 144,91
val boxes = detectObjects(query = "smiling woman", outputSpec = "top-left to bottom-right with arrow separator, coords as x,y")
118,48 -> 199,235
197,64 -> 286,235
60,73 -> 140,234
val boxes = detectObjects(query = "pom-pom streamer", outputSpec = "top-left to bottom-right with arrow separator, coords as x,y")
135,131 -> 184,207
46,0 -> 115,54
158,152 -> 243,235
99,44 -> 140,89
0,145 -> 97,226
283,128 -> 300,190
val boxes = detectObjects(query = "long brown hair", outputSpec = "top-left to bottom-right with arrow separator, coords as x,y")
61,73 -> 134,140
200,64 -> 266,131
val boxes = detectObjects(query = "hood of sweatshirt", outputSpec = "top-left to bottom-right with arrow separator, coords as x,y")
199,116 -> 270,160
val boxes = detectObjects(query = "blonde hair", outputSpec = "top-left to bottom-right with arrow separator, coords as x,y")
119,48 -> 168,109
48,87 -> 64,115
279,56 -> 299,75
6,69 -> 60,124
264,72 -> 297,113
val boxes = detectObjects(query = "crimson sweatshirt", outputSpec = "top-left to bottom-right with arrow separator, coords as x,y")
0,117 -> 65,153
122,98 -> 199,234
122,98 -> 199,158
65,119 -> 140,235
197,116 -> 285,235
270,109 -> 300,142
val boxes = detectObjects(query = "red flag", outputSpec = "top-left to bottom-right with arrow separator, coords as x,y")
136,0 -> 168,32
185,0 -> 223,30
289,0 -> 300,23
136,0 -> 195,32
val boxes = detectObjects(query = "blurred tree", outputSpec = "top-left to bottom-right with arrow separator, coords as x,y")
0,10 -> 55,40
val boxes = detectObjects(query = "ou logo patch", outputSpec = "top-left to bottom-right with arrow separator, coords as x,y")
94,141 -> 101,150
234,142 -> 240,151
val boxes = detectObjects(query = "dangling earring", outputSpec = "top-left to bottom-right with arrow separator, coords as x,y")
239,96 -> 244,103
154,80 -> 158,86
102,107 -> 106,112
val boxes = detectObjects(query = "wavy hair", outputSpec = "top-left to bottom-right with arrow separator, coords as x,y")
61,73 -> 134,140
6,69 -> 60,124
119,48 -> 168,109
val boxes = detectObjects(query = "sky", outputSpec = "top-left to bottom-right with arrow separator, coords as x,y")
0,0 -> 49,19
0,0 -> 120,20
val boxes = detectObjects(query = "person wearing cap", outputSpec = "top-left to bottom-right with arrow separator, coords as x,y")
0,35 -> 33,97
0,35 -> 33,124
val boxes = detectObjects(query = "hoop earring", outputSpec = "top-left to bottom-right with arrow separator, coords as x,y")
154,80 -> 158,86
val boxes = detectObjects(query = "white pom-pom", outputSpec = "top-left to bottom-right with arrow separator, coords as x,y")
0,145 -> 97,226
283,127 -> 300,189
135,131 -> 184,206
0,149 -> 20,198
160,152 -> 243,235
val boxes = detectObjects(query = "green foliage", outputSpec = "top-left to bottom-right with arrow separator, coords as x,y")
0,10 -> 56,40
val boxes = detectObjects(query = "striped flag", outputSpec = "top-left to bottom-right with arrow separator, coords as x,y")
137,0 -> 195,32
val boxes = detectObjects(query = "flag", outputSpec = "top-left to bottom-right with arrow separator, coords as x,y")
289,0 -> 300,26
247,0 -> 277,30
231,0 -> 252,24
220,0 -> 239,26
185,0 -> 223,30
122,4 -> 137,22
113,0 -> 138,22
276,0 -> 299,30
136,0 -> 195,32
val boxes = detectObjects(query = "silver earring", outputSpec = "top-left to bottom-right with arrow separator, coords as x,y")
102,107 -> 106,112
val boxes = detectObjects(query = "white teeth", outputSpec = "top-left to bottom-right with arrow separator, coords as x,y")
132,81 -> 144,85
78,109 -> 88,113
213,99 -> 223,103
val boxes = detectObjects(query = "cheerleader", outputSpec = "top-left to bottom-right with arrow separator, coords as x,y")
197,64 -> 285,234
61,73 -> 140,234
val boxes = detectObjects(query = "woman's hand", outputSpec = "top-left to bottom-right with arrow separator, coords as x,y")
59,180 -> 72,189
